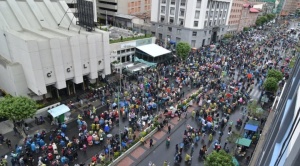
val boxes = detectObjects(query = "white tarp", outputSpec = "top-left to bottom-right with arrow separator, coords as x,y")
48,104 -> 70,118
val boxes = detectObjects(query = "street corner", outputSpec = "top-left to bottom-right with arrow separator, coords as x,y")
117,156 -> 135,166
130,146 -> 146,159
153,130 -> 166,140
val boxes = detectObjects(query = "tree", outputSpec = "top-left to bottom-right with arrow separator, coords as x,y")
263,77 -> 278,92
176,42 -> 191,60
223,34 -> 233,39
267,69 -> 283,82
205,150 -> 234,166
247,100 -> 264,118
0,96 -> 38,121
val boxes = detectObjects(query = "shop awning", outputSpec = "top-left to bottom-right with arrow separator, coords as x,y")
236,138 -> 252,147
244,124 -> 258,132
247,120 -> 260,126
48,104 -> 70,118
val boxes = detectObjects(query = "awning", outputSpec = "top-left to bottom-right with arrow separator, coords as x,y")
48,104 -> 70,118
236,138 -> 252,147
244,124 -> 258,131
247,120 -> 260,126
136,44 -> 171,57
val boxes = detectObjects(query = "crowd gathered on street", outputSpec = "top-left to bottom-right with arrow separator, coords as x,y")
0,19 -> 298,166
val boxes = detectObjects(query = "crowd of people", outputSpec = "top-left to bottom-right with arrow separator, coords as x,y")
0,19 -> 297,166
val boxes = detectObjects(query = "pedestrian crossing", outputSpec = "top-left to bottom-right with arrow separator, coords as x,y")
250,88 -> 261,100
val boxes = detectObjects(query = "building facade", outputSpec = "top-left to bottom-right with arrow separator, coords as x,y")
97,0 -> 152,22
0,0 -> 111,99
228,0 -> 244,33
150,0 -> 231,48
281,0 -> 298,15
250,56 -> 300,166
238,4 -> 260,31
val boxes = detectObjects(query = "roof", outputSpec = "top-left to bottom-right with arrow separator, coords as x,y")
253,4 -> 263,10
136,44 -> 171,57
48,104 -> 70,118
243,4 -> 250,7
0,0 -> 100,41
250,8 -> 260,13
115,13 -> 136,20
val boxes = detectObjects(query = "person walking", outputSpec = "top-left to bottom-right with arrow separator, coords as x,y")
208,133 -> 213,142
13,126 -> 20,136
0,134 -> 4,145
168,125 -> 171,134
6,139 -> 11,149
149,138 -> 154,148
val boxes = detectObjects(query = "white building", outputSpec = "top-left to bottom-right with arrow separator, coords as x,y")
151,0 -> 232,48
0,0 -> 111,99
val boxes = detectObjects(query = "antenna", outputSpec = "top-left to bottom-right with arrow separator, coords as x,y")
68,15 -> 75,31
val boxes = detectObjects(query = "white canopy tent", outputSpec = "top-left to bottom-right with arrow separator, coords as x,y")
136,44 -> 171,57
48,104 -> 71,123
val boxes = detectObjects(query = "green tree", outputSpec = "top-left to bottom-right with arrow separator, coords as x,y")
263,77 -> 279,92
205,150 -> 234,166
266,14 -> 276,21
247,100 -> 264,118
176,42 -> 191,60
267,69 -> 283,82
0,96 -> 38,121
223,33 -> 233,39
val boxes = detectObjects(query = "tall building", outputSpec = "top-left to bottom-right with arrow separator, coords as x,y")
227,0 -> 244,33
150,0 -> 232,48
250,56 -> 300,166
97,0 -> 152,23
0,0 -> 111,99
238,4 -> 260,31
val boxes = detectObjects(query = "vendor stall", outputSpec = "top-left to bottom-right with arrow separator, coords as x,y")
247,120 -> 260,126
236,138 -> 252,147
244,124 -> 258,132
48,104 -> 71,124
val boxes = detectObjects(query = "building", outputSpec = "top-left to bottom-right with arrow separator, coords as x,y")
228,0 -> 244,33
281,0 -> 298,15
253,2 -> 275,16
150,0 -> 231,48
0,0 -> 111,99
250,56 -> 300,166
238,4 -> 260,31
97,0 -> 151,23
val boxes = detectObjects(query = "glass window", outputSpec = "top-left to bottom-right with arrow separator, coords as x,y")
161,6 -> 165,13
179,19 -> 184,26
204,21 -> 207,27
181,0 -> 186,6
168,27 -> 172,32
170,7 -> 175,15
195,11 -> 200,19
192,31 -> 197,36
171,0 -> 175,5
162,0 -> 166,4
207,0 -> 210,8
196,0 -> 201,8
180,9 -> 185,16
194,21 -> 199,27
169,17 -> 174,24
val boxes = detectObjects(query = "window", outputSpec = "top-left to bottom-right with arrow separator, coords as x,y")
196,0 -> 201,8
169,17 -> 174,24
162,0 -> 166,4
168,27 -> 172,32
219,11 -> 222,17
205,11 -> 208,18
209,21 -> 211,26
209,30 -> 211,34
161,6 -> 165,13
180,9 -> 185,16
216,2 -> 219,8
179,19 -> 184,26
204,20 -> 207,27
170,7 -> 175,15
194,21 -> 199,27
192,31 -> 197,36
215,11 -> 218,17
195,11 -> 200,19
207,0 -> 210,8
171,0 -> 175,5
204,31 -> 207,35
160,16 -> 165,22
181,0 -> 186,6
213,20 -> 216,25
223,11 -> 227,17
177,29 -> 181,34
176,37 -> 181,42
191,40 -> 196,47
208,38 -> 211,43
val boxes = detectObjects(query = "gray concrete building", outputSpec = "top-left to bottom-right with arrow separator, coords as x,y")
150,0 -> 232,48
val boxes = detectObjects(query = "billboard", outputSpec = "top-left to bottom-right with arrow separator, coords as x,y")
77,0 -> 95,31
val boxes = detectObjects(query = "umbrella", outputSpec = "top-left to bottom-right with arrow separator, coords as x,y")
107,134 -> 113,138
247,73 -> 252,79
226,93 -> 233,98
119,101 -> 125,107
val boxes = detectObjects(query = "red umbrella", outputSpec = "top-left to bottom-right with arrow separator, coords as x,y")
226,93 -> 233,98
247,73 -> 252,79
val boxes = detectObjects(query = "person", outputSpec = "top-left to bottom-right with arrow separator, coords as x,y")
208,133 -> 213,142
149,138 -> 153,147
13,126 -> 20,136
168,125 -> 171,134
140,137 -> 145,145
0,134 -> 4,145
166,136 -> 170,147
184,153 -> 191,162
163,160 -> 168,166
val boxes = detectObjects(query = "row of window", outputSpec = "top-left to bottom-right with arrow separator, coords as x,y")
165,27 -> 224,36
161,0 -> 186,6
116,48 -> 135,55
229,20 -> 239,25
